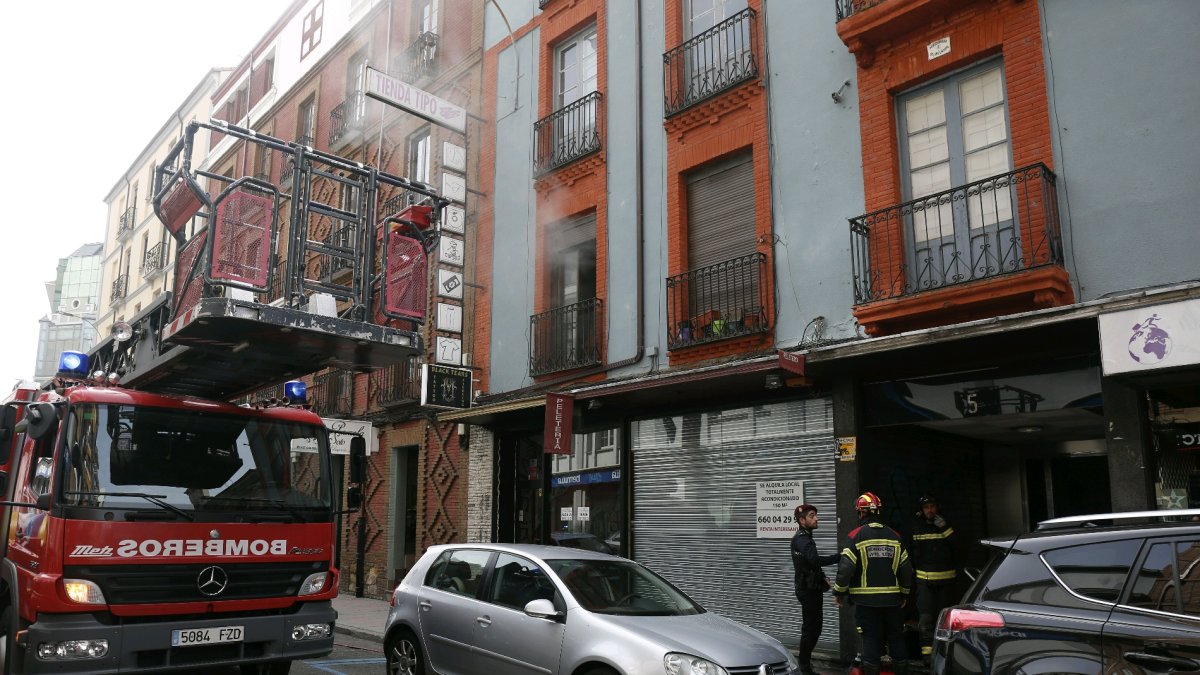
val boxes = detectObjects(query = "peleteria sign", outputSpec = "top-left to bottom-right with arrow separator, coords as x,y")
1099,298 -> 1200,375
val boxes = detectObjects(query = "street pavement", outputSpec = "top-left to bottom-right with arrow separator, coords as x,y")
331,592 -> 389,642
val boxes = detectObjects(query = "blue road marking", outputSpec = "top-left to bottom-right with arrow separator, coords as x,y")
304,657 -> 386,674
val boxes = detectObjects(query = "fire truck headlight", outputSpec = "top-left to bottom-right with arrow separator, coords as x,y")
37,639 -> 109,660
63,579 -> 107,605
298,572 -> 329,596
291,623 -> 332,641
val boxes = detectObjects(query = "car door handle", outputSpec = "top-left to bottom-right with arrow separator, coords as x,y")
1124,652 -> 1200,671
475,616 -> 492,627
418,600 -> 432,611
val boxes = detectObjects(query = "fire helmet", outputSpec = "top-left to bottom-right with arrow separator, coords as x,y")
918,494 -> 938,508
855,491 -> 882,514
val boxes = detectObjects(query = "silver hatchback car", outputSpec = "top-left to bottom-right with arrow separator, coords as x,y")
384,543 -> 799,675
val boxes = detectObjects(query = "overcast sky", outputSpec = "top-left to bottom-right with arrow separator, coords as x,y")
0,0 -> 295,386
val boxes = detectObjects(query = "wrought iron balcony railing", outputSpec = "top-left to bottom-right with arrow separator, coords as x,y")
110,274 -> 128,302
397,32 -> 439,83
529,298 -> 604,376
834,0 -> 888,21
372,358 -> 421,407
534,92 -> 602,175
118,206 -> 137,237
849,163 -> 1064,305
666,253 -> 769,350
329,92 -> 372,146
141,241 -> 167,278
664,8 -> 759,117
309,369 -> 353,417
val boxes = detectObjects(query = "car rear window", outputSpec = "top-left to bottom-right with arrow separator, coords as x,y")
981,538 -> 1138,609
1042,539 -> 1141,603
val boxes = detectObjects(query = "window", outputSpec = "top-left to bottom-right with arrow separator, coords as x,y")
898,63 -> 1014,285
686,0 -> 747,38
424,549 -> 491,597
1043,539 -> 1140,603
487,554 -> 557,610
147,163 -> 156,202
556,27 -> 597,110
407,126 -> 431,186
301,1 -> 324,60
1127,540 -> 1200,617
552,427 -> 619,474
417,0 -> 439,34
298,95 -> 317,145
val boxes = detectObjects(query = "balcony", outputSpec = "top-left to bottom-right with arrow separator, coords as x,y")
666,253 -> 769,350
141,241 -> 167,278
529,298 -> 604,376
117,206 -> 137,237
372,359 -> 421,407
834,0 -> 969,63
329,92 -> 372,147
110,274 -> 128,302
534,92 -> 603,176
309,369 -> 353,417
664,8 -> 759,117
397,32 -> 439,83
849,163 -> 1073,335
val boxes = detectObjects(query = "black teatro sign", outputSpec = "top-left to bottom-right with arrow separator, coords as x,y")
421,365 -> 473,409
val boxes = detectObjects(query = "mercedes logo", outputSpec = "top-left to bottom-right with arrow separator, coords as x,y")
197,566 -> 229,596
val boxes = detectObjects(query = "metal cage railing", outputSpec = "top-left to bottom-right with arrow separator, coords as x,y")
666,253 -> 768,349
664,8 -> 759,116
534,92 -> 603,176
529,298 -> 604,376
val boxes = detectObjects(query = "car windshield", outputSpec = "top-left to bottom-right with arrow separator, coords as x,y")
58,403 -> 330,515
546,558 -> 702,616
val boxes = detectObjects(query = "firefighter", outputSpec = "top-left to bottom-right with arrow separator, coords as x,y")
833,492 -> 913,675
791,503 -> 839,675
911,495 -> 957,661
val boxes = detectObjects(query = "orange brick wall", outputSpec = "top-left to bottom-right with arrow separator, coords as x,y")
664,0 -> 775,367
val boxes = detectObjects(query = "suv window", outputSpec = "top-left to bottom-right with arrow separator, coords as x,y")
982,543 -> 1108,610
1127,539 -> 1200,617
424,549 -> 492,597
1043,539 -> 1141,603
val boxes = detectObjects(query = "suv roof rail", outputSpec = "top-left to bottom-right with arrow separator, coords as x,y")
1037,508 -> 1200,531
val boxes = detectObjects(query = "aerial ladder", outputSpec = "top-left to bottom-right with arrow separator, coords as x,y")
90,120 -> 447,399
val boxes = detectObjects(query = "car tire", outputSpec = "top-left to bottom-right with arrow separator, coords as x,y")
386,628 -> 426,675
240,661 -> 292,675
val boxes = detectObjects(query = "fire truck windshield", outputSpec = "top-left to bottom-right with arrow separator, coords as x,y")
57,403 -> 332,518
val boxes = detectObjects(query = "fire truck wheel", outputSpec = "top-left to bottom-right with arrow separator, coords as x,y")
239,661 -> 291,675
0,604 -> 19,672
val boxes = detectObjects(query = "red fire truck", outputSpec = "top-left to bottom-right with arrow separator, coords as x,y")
0,120 -> 444,673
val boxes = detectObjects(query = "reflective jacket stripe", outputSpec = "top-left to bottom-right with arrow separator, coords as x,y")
916,569 -> 957,581
913,528 -> 954,540
849,586 -> 903,595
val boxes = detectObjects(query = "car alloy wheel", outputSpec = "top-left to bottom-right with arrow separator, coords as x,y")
387,631 -> 424,675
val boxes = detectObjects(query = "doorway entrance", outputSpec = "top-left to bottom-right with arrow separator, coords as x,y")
389,446 -> 419,587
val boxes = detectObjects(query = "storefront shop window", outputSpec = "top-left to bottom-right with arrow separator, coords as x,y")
1150,391 -> 1200,510
551,428 -> 623,555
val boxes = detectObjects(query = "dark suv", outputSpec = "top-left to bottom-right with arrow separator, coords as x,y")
932,509 -> 1200,674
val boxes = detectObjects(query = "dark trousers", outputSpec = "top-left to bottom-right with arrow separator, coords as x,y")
916,581 -> 958,655
797,590 -> 823,668
854,603 -> 907,666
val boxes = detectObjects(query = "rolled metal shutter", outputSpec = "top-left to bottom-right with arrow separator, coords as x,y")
687,153 -> 756,270
631,398 -> 838,650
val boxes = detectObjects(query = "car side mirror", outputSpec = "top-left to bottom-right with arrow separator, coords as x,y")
349,436 -> 366,484
523,598 -> 562,621
26,403 -> 58,441
36,492 -> 51,511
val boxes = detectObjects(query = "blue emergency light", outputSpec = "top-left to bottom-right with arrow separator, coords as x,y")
285,380 -> 307,403
58,351 -> 89,378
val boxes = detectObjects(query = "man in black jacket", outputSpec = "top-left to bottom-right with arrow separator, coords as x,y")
911,495 -> 957,662
791,503 -> 838,675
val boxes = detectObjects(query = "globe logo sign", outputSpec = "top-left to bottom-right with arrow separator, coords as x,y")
1127,314 -> 1172,365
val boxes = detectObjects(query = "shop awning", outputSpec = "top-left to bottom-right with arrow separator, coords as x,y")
436,396 -> 545,423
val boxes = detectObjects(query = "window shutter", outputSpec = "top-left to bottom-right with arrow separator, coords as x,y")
686,153 -> 755,270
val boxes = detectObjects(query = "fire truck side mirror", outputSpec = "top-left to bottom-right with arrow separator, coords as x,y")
346,486 -> 363,511
0,404 -> 16,464
349,436 -> 366,484
26,403 -> 58,441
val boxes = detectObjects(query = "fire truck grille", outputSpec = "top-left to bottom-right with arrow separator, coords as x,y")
64,562 -> 328,604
